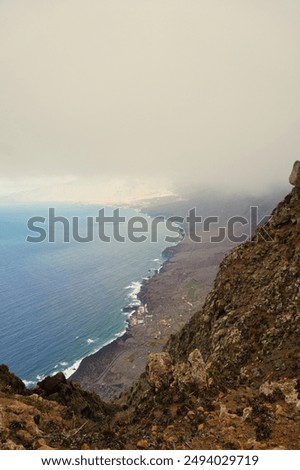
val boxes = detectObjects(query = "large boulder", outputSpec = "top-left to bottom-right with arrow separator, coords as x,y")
172,349 -> 207,392
289,161 -> 300,187
146,350 -> 207,393
146,352 -> 173,391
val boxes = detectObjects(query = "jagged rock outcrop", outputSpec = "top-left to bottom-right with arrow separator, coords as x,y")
0,367 -> 119,450
0,365 -> 27,396
289,160 -> 300,187
172,349 -> 207,392
146,349 -> 207,393
35,373 -> 115,421
146,353 -> 173,391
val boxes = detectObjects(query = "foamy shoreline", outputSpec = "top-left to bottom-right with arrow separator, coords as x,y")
69,239 -> 183,397
68,253 -> 171,380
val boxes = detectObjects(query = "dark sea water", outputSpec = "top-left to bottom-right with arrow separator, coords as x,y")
0,204 -> 173,386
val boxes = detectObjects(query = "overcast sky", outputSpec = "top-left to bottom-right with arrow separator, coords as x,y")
0,0 -> 299,202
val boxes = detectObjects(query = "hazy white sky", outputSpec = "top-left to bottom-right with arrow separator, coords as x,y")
0,0 -> 299,202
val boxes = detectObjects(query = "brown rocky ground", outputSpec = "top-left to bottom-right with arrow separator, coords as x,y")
1,365 -> 299,450
0,365 -> 119,450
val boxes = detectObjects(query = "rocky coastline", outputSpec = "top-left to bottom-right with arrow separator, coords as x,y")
70,241 -> 183,400
71,234 -> 231,401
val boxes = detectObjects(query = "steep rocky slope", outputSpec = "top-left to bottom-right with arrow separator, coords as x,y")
166,188 -> 300,387
1,164 -> 300,450
116,167 -> 300,449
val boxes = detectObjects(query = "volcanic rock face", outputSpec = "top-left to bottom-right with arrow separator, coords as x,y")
165,186 -> 300,390
120,170 -> 300,449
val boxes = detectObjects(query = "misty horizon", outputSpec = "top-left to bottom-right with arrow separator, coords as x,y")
1,1 -> 299,203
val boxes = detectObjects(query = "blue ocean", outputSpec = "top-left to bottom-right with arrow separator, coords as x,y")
0,204 -> 173,386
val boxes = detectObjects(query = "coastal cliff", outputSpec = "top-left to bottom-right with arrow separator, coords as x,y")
119,180 -> 300,449
1,164 -> 300,450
